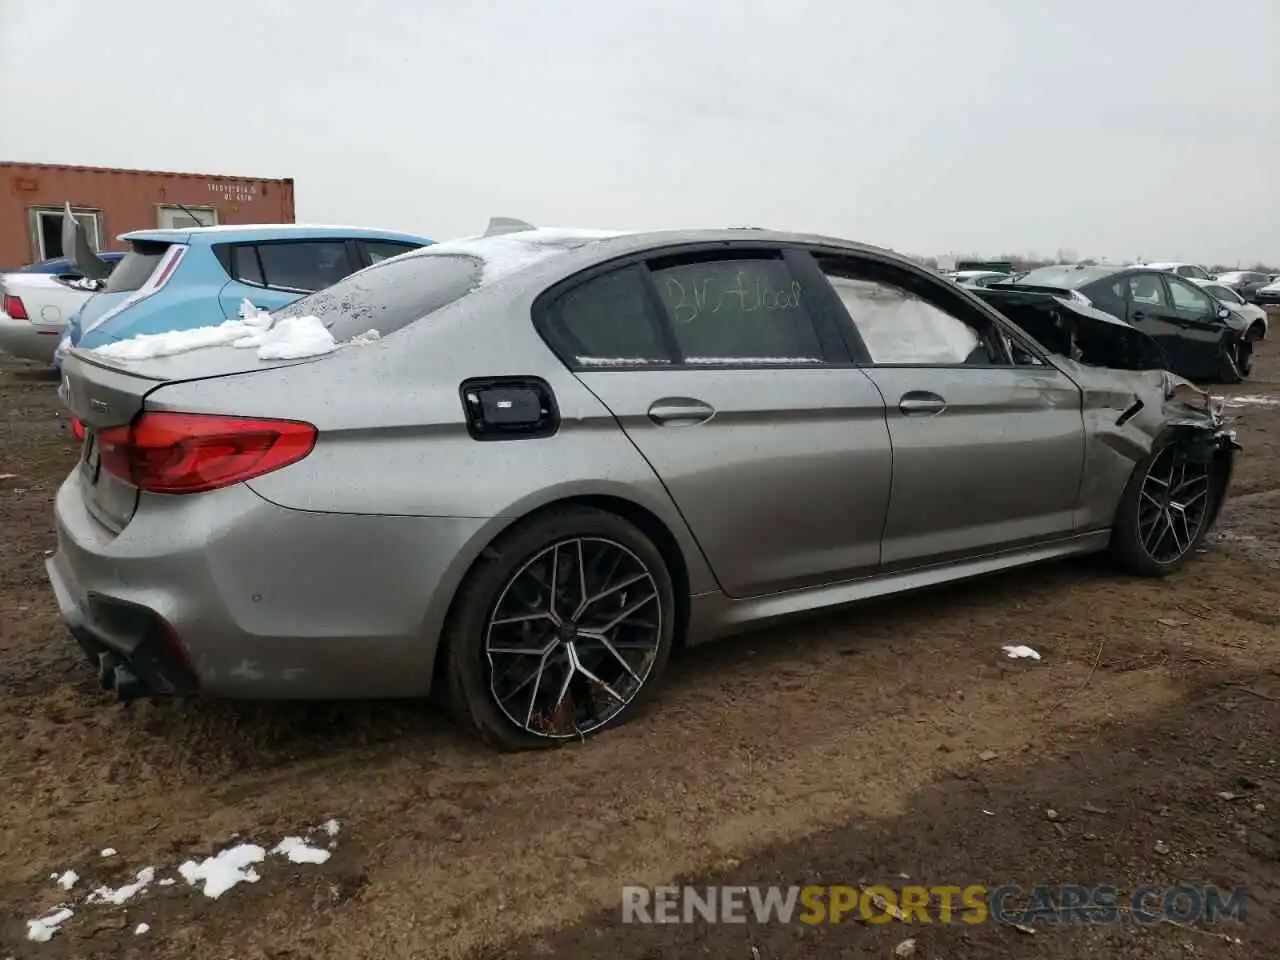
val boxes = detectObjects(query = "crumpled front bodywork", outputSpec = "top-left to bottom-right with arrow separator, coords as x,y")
980,288 -> 1241,532
1057,362 -> 1239,531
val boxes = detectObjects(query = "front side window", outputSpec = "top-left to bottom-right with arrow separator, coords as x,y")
649,257 -> 824,364
818,258 -> 1009,365
256,241 -> 353,292
1166,276 -> 1216,317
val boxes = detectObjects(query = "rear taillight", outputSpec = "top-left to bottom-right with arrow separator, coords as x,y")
98,412 -> 317,495
71,416 -> 85,440
2,294 -> 27,320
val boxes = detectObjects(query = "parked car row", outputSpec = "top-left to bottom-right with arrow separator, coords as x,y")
49,221 -> 1238,750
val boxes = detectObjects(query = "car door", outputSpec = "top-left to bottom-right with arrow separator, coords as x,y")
807,251 -> 1085,571
215,240 -> 360,317
1123,272 -> 1189,368
1165,275 -> 1232,378
539,249 -> 893,599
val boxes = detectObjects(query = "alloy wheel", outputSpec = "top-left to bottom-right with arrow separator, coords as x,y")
485,537 -> 662,739
1136,443 -> 1212,565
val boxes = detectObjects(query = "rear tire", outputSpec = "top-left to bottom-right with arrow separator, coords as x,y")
441,506 -> 676,751
1108,437 -> 1224,577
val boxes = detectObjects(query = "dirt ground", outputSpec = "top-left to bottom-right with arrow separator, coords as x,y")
1,343 -> 1278,959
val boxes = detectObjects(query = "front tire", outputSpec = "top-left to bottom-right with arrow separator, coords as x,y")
1218,340 -> 1251,382
1108,438 -> 1223,577
442,506 -> 676,751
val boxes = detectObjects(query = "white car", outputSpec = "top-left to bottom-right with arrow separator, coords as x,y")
1131,261 -> 1212,281
1192,278 -> 1268,339
0,272 -> 101,365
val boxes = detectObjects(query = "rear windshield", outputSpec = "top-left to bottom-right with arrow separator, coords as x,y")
101,241 -> 172,293
271,251 -> 483,340
1012,266 -> 1111,290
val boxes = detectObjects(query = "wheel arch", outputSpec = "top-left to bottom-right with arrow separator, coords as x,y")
429,491 -> 703,699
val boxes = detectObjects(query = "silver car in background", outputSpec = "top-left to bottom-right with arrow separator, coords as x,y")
49,222 -> 1238,750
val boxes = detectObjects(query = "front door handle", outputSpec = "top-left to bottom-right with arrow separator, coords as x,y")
647,397 -> 715,426
898,391 -> 947,416
1131,311 -> 1146,321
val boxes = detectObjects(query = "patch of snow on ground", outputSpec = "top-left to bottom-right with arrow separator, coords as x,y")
86,867 -> 155,905
178,843 -> 266,899
157,877 -> 176,886
53,869 -> 79,890
273,837 -> 332,864
135,922 -> 150,935
27,907 -> 74,942
321,819 -> 341,837
1002,645 -> 1042,661
100,848 -> 117,857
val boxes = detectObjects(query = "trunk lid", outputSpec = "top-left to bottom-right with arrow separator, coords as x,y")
61,346 -> 328,532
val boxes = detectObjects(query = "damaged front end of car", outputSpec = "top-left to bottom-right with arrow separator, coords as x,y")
979,288 -> 1241,530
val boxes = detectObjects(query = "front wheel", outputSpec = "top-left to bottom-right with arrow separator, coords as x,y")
1108,438 -> 1224,577
1218,340 -> 1251,382
442,507 -> 676,751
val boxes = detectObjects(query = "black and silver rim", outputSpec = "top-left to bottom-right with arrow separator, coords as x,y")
485,537 -> 662,739
1137,443 -> 1211,565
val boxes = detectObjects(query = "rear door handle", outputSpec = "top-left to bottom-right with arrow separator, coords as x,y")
647,397 -> 715,426
898,391 -> 947,416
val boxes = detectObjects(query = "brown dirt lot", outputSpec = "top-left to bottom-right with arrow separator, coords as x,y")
1,343 -> 1278,959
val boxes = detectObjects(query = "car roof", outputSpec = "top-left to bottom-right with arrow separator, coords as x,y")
1134,261 -> 1201,270
116,224 -> 434,246
378,226 -> 916,293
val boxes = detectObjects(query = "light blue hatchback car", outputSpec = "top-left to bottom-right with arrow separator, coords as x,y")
57,224 -> 433,367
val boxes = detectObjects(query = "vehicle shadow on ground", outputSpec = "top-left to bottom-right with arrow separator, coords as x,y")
482,666 -> 1280,960
96,552 -> 1115,772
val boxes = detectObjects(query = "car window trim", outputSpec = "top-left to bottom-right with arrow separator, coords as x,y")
804,248 -> 1051,370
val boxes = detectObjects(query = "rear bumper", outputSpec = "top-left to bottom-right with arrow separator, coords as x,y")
0,314 -> 60,364
47,470 -> 501,699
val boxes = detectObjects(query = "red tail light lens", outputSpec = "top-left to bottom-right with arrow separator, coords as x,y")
2,294 -> 28,320
71,416 -> 85,440
97,412 -> 317,495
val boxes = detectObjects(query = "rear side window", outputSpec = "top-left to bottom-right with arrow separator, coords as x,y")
272,251 -> 481,341
552,266 -> 670,366
255,241 -> 353,292
101,241 -> 171,293
649,257 -> 824,364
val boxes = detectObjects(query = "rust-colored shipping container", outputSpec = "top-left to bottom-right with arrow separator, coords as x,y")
0,161 -> 295,269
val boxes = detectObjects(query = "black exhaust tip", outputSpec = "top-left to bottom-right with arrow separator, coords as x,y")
111,663 -> 149,701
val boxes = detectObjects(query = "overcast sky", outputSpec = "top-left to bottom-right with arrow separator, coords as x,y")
1,0 -> 1276,265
